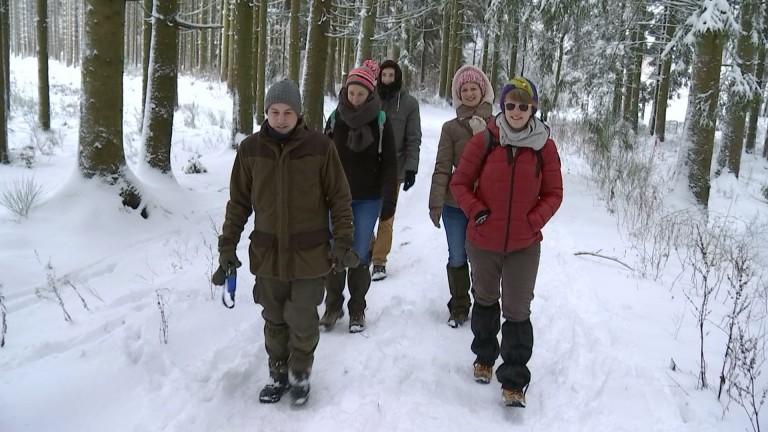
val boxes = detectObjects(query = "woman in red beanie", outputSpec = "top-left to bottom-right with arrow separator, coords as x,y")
320,60 -> 398,333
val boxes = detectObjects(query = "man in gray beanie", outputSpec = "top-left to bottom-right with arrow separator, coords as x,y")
264,79 -> 303,117
214,78 -> 357,406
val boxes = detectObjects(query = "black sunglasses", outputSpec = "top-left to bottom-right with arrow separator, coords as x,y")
504,102 -> 530,112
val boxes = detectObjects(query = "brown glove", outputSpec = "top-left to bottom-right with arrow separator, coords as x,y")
429,207 -> 442,228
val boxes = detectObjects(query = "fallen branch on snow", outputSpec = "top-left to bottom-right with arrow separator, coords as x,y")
574,250 -> 634,271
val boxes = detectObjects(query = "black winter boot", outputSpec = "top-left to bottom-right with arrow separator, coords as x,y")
496,319 -> 534,392
321,269 -> 346,330
259,360 -> 289,403
446,263 -> 471,327
470,302 -> 501,366
289,370 -> 311,406
347,264 -> 371,318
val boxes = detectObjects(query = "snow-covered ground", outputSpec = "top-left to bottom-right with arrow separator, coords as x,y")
1,57 -> 765,431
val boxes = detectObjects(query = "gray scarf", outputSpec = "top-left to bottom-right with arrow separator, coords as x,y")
496,113 -> 549,150
337,90 -> 381,152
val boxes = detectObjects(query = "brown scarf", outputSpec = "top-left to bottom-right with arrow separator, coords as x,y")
337,90 -> 382,152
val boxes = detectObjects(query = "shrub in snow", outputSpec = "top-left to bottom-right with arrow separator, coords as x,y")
33,255 -> 96,323
1,175 -> 44,219
19,144 -> 36,168
762,183 -> 768,201
184,152 -> 208,174
182,102 -> 200,129
156,289 -> 171,344
1,285 -> 7,348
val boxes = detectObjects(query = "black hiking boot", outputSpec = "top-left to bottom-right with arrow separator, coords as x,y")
259,372 -> 289,403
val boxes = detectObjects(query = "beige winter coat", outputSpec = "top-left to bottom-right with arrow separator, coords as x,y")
428,65 -> 494,212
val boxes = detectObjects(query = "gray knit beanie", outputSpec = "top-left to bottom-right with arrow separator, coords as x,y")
264,79 -> 302,115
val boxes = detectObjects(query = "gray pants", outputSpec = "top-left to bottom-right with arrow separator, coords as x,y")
466,241 -> 541,322
255,276 -> 325,374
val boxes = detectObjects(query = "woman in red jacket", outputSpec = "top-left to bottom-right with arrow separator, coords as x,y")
449,77 -> 563,408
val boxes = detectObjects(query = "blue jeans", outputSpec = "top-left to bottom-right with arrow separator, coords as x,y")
351,199 -> 382,266
442,204 -> 468,268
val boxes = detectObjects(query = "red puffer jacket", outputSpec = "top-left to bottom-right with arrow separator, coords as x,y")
449,117 -> 563,253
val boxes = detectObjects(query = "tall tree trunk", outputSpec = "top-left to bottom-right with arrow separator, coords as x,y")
220,0 -> 231,82
198,0 -> 209,71
438,1 -> 451,99
227,1 -> 236,91
490,21 -> 500,91
654,7 -> 677,142
255,0 -> 267,124
629,22 -> 643,132
746,44 -> 765,154
444,0 -> 461,98
36,0 -> 50,131
0,0 -> 8,163
541,31 -> 567,123
232,0 -> 253,146
612,67 -> 623,119
288,0 -> 300,83
302,0 -> 332,131
481,1 -> 492,72
141,0 -> 152,126
745,1 -> 768,155
325,36 -> 337,96
720,0 -> 758,177
143,0 -> 179,175
686,29 -> 725,208
1,0 -> 9,115
73,0 -> 80,66
507,2 -> 519,79
355,0 -> 376,66
79,0 -> 142,211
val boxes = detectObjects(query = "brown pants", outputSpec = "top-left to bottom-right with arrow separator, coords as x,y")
255,276 -> 325,373
466,241 -> 541,322
371,184 -> 401,266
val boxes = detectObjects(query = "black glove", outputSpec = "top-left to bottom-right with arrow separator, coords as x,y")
474,210 -> 490,226
212,267 -> 227,286
212,249 -> 241,286
403,170 -> 416,191
380,201 -> 396,220
218,249 -> 242,270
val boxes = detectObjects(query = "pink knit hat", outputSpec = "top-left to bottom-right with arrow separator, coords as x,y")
455,68 -> 487,95
346,59 -> 379,93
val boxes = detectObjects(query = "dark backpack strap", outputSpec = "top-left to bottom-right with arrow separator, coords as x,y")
480,128 -> 496,168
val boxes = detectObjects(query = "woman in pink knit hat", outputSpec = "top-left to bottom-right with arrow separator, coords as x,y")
428,65 -> 495,329
320,60 -> 398,333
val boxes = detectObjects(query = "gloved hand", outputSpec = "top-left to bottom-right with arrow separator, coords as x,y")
475,210 -> 490,226
403,170 -> 416,191
429,207 -> 442,228
331,246 -> 360,271
380,201 -> 396,220
212,267 -> 227,286
212,249 -> 241,286
218,249 -> 242,270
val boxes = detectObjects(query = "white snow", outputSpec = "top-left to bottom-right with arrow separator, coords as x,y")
1,57 -> 765,432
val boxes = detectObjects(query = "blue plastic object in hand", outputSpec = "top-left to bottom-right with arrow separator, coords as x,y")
222,265 -> 237,309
